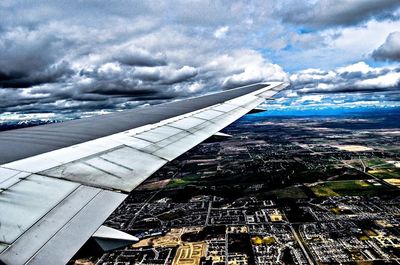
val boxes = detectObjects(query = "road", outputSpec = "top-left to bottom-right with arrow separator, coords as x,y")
289,225 -> 315,265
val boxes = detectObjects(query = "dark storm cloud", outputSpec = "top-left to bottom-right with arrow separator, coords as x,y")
112,49 -> 167,67
0,0 -> 290,118
278,0 -> 400,28
372,31 -> 400,62
77,63 -> 197,93
0,62 -> 74,88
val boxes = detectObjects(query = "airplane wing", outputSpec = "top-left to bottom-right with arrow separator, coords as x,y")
0,82 -> 287,265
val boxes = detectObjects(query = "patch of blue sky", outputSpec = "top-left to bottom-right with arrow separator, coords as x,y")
297,27 -> 313,34
255,91 -> 400,117
283,43 -> 295,52
247,104 -> 400,117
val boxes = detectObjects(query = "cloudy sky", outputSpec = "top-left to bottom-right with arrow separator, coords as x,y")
1,0 -> 400,121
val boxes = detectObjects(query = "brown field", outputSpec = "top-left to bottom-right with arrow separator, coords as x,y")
132,227 -> 204,248
332,145 -> 373,152
172,242 -> 206,265
132,228 -> 182,248
384,178 -> 400,187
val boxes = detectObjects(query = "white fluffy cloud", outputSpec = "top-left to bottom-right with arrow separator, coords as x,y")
372,31 -> 400,61
356,72 -> 400,88
289,61 -> 400,94
204,50 -> 288,89
214,26 -> 229,39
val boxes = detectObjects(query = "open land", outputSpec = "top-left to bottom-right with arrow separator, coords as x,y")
82,109 -> 400,265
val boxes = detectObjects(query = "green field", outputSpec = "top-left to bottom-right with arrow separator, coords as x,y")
310,180 -> 387,197
166,173 -> 204,188
257,186 -> 308,200
268,186 -> 309,199
368,168 -> 400,179
167,179 -> 191,188
365,158 -> 386,167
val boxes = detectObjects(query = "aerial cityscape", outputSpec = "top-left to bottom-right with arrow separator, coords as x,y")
70,108 -> 400,265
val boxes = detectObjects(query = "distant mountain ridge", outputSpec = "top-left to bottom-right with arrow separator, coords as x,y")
0,119 -> 61,132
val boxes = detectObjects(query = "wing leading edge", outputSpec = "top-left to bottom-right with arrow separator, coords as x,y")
0,82 -> 288,265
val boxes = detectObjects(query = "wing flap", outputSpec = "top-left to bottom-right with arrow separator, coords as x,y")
40,146 -> 168,191
0,186 -> 101,264
0,185 -> 126,265
25,190 -> 126,265
0,174 -> 80,244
